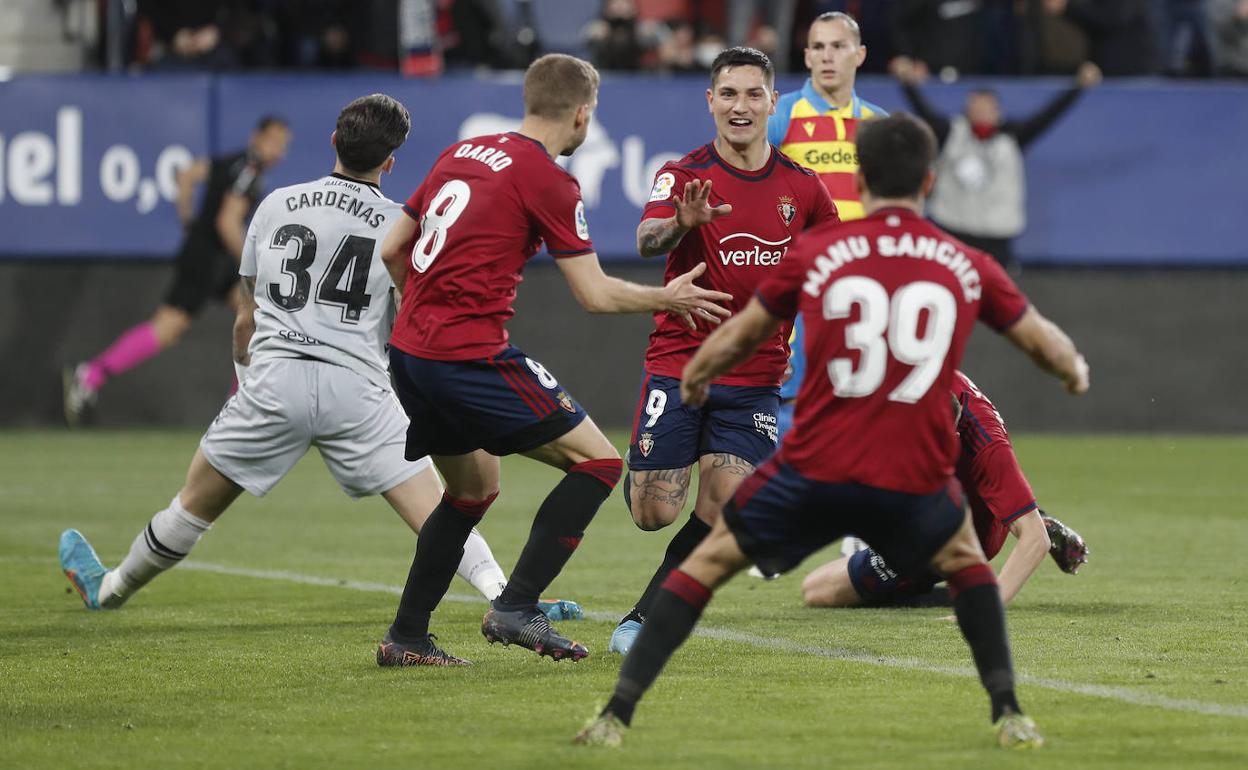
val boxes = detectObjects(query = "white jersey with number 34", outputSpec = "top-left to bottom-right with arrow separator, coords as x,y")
240,174 -> 401,390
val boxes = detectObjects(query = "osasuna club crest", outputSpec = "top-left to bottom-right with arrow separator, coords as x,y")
638,432 -> 655,457
555,391 -> 577,414
777,195 -> 797,226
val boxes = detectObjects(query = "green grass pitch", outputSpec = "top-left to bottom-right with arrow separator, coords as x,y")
2,430 -> 1246,769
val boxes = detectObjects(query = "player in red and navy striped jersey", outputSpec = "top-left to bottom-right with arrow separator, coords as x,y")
576,114 -> 1089,750
376,54 -> 731,667
609,47 -> 838,656
802,370 -> 1090,609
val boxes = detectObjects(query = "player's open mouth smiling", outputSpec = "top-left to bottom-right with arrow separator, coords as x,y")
729,118 -> 752,127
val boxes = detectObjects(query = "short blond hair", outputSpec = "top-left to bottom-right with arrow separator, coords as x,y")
523,53 -> 600,119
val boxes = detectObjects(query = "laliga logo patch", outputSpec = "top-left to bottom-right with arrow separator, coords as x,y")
638,432 -> 655,457
574,201 -> 590,241
777,195 -> 797,227
556,391 -> 577,414
648,172 -> 675,203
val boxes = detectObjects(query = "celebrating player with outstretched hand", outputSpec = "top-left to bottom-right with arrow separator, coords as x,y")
375,53 -> 733,667
608,46 -> 840,657
578,113 -> 1089,750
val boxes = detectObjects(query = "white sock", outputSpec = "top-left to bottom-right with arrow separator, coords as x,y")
457,528 -> 508,601
101,495 -> 212,608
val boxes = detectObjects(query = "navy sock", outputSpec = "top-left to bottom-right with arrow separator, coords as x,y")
628,512 -> 712,621
606,569 -> 712,726
497,459 -> 622,608
949,563 -> 1021,721
389,493 -> 494,643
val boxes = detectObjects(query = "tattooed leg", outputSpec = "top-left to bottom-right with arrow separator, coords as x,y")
693,453 -> 755,526
628,465 -> 694,531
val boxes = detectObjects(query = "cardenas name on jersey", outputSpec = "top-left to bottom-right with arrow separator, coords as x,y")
283,182 -> 388,229
244,175 -> 401,391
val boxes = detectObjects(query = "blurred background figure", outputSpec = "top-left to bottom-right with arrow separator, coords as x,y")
1210,0 -> 1248,75
892,56 -> 1102,271
1154,0 -> 1216,76
891,0 -> 987,79
1042,0 -> 1159,75
62,116 -> 292,427
137,0 -> 240,70
585,0 -> 656,71
726,0 -> 799,71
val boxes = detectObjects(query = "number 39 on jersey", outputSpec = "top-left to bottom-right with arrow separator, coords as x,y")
822,277 -> 956,404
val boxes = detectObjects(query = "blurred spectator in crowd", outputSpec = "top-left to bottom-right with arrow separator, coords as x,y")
1155,0 -> 1215,75
139,0 -> 240,70
1017,0 -> 1090,74
892,56 -> 1102,269
273,0 -> 353,69
726,0 -> 799,71
891,0 -> 987,78
1043,0 -> 1159,75
1211,0 -> 1248,74
443,0 -> 524,69
586,0 -> 657,70
655,18 -> 700,71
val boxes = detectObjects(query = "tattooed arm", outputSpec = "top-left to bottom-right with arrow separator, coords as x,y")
636,179 -> 733,258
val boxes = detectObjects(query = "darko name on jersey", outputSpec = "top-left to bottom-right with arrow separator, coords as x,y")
285,189 -> 387,229
452,142 -> 513,172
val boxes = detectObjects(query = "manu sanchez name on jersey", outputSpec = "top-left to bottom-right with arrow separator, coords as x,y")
756,207 -> 1029,494
241,173 -> 401,390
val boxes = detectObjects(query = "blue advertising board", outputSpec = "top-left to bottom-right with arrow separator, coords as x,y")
0,72 -> 1244,265
0,75 -> 211,257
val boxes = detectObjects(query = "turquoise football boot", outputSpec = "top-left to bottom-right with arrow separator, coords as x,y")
58,529 -> 108,610
607,619 -> 642,655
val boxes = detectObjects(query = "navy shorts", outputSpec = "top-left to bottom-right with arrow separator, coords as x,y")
722,457 -> 965,578
627,372 -> 779,470
846,548 -> 941,605
389,344 -> 587,458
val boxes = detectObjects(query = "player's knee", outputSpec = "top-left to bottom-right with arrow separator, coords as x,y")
569,457 -> 623,491
443,490 -> 499,519
630,499 -> 679,531
802,561 -> 860,608
932,533 -> 987,577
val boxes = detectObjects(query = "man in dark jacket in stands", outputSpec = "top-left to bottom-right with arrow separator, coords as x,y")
1043,0 -> 1159,75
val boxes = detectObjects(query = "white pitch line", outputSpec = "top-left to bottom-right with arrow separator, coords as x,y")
181,561 -> 1248,720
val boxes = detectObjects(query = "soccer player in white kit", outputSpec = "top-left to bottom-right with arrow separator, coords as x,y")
57,94 -> 580,622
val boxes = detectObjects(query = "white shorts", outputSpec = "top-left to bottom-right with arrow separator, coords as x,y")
200,357 -> 432,498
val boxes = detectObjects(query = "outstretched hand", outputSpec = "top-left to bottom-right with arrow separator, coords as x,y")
674,180 -> 733,230
662,262 -> 734,331
1065,354 -> 1090,395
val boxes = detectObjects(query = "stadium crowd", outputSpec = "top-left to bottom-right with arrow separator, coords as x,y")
109,0 -> 1248,78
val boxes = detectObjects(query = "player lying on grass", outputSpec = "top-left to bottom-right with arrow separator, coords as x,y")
575,113 -> 1090,750
801,370 -> 1090,608
57,94 -> 580,625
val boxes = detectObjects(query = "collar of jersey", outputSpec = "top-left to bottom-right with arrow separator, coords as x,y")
329,171 -> 381,191
800,79 -> 865,118
704,140 -> 775,181
867,205 -> 922,221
